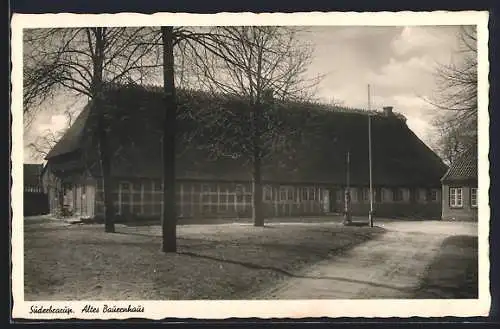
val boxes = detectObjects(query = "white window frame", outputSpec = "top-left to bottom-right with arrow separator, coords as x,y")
118,181 -> 133,215
307,187 -> 316,201
301,187 -> 309,201
279,186 -> 287,201
449,187 -> 463,208
363,188 -> 370,201
263,185 -> 272,201
471,187 -> 478,208
151,180 -> 163,215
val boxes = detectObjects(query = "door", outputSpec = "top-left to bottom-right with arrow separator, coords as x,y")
328,188 -> 338,213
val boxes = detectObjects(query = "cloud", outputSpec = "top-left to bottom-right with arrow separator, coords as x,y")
367,56 -> 436,98
391,26 -> 459,57
392,26 -> 440,56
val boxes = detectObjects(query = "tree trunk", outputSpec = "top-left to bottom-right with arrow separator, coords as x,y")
97,116 -> 116,233
161,26 -> 177,252
252,159 -> 264,227
91,27 -> 115,233
252,102 -> 264,227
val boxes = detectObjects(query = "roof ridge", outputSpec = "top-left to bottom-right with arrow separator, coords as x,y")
102,82 -> 407,120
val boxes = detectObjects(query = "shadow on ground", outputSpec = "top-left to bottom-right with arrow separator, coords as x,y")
412,235 -> 478,299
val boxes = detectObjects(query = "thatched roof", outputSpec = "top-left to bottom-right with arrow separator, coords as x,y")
46,84 -> 447,187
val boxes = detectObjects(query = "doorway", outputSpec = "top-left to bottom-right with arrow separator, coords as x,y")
328,187 -> 340,213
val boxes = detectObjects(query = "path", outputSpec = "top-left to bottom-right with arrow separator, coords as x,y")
259,221 -> 477,299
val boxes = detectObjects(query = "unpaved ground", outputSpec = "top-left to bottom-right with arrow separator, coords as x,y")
23,220 -> 383,300
376,220 -> 478,236
257,220 -> 478,299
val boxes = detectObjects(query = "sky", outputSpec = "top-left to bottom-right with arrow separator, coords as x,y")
23,25 -> 465,164
300,25 -> 462,145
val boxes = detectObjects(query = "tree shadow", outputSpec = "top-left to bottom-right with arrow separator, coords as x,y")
113,230 -> 377,258
176,250 -> 415,294
114,231 -> 160,238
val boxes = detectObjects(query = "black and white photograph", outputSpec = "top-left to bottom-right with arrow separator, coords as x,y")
11,11 -> 490,319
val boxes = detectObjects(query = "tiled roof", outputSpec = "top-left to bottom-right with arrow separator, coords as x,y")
441,146 -> 478,182
46,84 -> 448,187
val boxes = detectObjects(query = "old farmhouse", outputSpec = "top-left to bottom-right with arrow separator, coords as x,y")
441,145 -> 478,221
42,84 -> 447,221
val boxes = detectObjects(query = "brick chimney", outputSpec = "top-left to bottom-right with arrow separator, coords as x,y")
383,106 -> 393,116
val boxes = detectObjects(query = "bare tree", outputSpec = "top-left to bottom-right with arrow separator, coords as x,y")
26,97 -> 82,161
24,27 -> 162,232
27,129 -> 64,161
182,26 -> 322,226
430,26 -> 477,164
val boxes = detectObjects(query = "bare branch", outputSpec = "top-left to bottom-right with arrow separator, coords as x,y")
427,26 -> 477,163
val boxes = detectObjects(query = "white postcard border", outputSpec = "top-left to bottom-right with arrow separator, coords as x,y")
11,11 -> 491,319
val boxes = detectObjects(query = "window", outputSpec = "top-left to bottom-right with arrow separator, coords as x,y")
235,184 -> 244,202
264,186 -> 272,201
350,188 -> 357,202
308,188 -> 314,201
449,187 -> 463,208
393,188 -> 403,202
153,180 -> 162,191
202,184 -> 211,194
119,182 -> 132,215
279,187 -> 294,201
245,195 -> 252,203
301,187 -> 308,201
381,189 -> 388,202
408,188 -> 416,202
471,188 -> 478,208
363,188 -> 370,201
280,187 -> 287,201
431,189 -> 438,202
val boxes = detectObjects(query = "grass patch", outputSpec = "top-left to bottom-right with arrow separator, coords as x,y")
24,221 -> 383,300
413,235 -> 478,299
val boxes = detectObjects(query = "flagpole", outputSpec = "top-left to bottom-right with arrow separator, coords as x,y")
368,84 -> 374,227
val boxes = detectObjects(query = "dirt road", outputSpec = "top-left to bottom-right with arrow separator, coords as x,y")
258,221 -> 478,299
